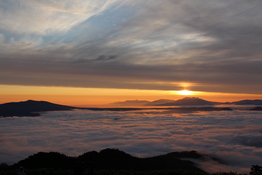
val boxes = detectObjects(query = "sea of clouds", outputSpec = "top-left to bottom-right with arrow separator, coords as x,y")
1,109 -> 262,173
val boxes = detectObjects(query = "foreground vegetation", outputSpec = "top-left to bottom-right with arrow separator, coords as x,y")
0,168 -> 256,175
0,163 -> 257,175
1,149 -> 261,175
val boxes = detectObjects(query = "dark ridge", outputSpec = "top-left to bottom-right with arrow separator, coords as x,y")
220,107 -> 233,111
160,97 -> 218,106
2,98 -> 260,117
248,106 -> 262,111
112,97 -> 219,106
13,148 -> 210,172
0,99 -> 234,117
164,150 -> 205,159
13,152 -> 75,169
0,100 -> 76,117
231,99 -> 262,105
144,99 -> 175,106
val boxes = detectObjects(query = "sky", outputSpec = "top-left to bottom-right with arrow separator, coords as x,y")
0,0 -> 262,106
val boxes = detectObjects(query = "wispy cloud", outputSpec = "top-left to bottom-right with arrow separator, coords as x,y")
0,0 -> 261,93
0,0 -> 122,35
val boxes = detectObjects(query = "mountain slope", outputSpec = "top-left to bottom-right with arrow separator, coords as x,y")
14,149 -> 207,172
230,99 -> 262,105
112,97 -> 219,106
156,97 -> 218,106
0,100 -> 76,117
145,99 -> 175,106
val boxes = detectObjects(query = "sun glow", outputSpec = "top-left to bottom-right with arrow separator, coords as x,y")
177,90 -> 194,95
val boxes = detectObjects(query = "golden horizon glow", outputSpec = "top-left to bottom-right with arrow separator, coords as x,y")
1,84 -> 262,106
177,90 -> 194,95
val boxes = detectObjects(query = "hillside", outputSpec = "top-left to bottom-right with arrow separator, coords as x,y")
1,98 -> 261,117
230,99 -> 262,105
157,97 -> 218,106
112,97 -> 262,106
13,149 -> 208,172
0,100 -> 76,117
111,97 -> 218,106
144,99 -> 175,106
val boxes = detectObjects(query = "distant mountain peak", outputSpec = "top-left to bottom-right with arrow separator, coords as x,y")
179,97 -> 200,101
231,99 -> 262,105
111,97 -> 218,106
152,97 -> 217,106
18,100 -> 47,104
144,99 -> 175,106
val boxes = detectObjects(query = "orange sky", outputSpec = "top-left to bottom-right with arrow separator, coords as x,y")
1,85 -> 261,107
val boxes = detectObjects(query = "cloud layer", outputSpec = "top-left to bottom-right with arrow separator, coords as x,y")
0,0 -> 262,93
1,109 -> 262,173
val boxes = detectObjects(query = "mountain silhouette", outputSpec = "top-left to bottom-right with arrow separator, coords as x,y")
13,152 -> 74,169
13,149 -> 209,172
1,98 -> 261,117
151,97 -> 218,106
111,97 -> 262,107
248,106 -> 262,111
230,99 -> 262,105
111,97 -> 219,106
144,99 -> 175,106
0,100 -> 76,117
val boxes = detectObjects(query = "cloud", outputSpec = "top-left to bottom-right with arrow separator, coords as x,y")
0,54 -> 261,93
96,55 -> 118,61
232,135 -> 262,148
1,110 -> 262,174
0,0 -> 262,93
0,0 -> 122,35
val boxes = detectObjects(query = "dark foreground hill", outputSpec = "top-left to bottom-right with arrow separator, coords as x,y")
0,100 -> 76,117
13,149 -> 209,172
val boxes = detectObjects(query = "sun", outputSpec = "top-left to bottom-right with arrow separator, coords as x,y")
177,90 -> 193,95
